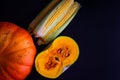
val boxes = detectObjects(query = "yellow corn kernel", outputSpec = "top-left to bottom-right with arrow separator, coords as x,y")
28,0 -> 61,32
33,0 -> 74,37
43,2 -> 80,39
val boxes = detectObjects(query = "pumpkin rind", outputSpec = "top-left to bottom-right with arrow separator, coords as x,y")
35,36 -> 79,79
0,22 -> 36,80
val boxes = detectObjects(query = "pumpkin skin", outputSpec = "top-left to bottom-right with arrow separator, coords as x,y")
0,22 -> 36,80
35,36 -> 79,79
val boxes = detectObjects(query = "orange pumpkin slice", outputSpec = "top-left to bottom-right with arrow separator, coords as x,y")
35,36 -> 80,79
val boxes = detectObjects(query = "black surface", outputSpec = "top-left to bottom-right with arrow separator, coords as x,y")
0,0 -> 120,80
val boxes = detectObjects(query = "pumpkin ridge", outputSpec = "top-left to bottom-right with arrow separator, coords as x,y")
0,63 -> 15,80
7,62 -> 31,80
1,25 -> 19,54
4,55 -> 33,66
3,45 -> 35,57
0,54 -> 32,80
5,28 -> 29,49
2,26 -> 35,56
0,23 -> 18,54
3,46 -> 36,66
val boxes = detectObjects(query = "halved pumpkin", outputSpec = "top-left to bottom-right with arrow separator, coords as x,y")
35,36 -> 79,79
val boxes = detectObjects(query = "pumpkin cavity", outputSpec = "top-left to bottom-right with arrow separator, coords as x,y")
57,47 -> 70,58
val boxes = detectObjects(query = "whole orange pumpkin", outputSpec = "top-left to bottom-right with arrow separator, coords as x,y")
0,22 -> 36,80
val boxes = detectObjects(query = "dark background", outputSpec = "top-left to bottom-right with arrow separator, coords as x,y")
0,0 -> 120,80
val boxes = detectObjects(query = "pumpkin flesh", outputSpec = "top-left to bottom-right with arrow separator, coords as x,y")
0,22 -> 36,80
35,36 -> 79,79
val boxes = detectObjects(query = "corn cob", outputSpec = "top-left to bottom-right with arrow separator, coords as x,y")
28,0 -> 61,32
28,0 -> 81,45
42,2 -> 80,44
